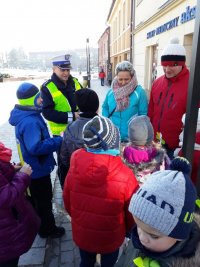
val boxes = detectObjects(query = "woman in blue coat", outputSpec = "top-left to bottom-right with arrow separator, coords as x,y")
102,61 -> 148,142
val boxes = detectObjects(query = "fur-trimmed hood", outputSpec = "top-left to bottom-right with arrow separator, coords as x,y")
123,144 -> 170,184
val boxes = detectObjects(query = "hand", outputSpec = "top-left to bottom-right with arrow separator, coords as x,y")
74,112 -> 80,119
19,163 -> 33,176
13,162 -> 22,172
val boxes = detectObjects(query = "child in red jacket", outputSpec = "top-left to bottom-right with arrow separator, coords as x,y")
63,116 -> 139,267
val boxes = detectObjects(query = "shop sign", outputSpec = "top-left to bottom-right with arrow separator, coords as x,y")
147,6 -> 196,39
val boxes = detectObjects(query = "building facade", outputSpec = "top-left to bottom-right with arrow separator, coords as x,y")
134,0 -> 196,92
107,0 -> 132,77
102,0 -> 196,92
98,27 -> 110,76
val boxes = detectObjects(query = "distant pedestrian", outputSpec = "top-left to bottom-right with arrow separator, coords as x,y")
99,69 -> 106,86
59,88 -> 99,188
9,82 -> 65,239
123,115 -> 170,185
102,60 -> 148,142
107,70 -> 112,86
148,37 -> 190,159
0,142 -> 40,267
63,116 -> 139,267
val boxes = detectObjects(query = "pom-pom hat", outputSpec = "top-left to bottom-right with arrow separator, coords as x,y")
51,54 -> 72,70
83,116 -> 120,151
161,37 -> 186,67
129,157 -> 197,240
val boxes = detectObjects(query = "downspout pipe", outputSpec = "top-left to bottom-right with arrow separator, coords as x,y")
182,0 -> 200,194
130,0 -> 135,63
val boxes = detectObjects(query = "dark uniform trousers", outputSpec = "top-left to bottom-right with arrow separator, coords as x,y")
29,175 -> 56,236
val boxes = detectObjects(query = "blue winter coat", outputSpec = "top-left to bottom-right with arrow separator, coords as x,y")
9,105 -> 62,179
102,85 -> 148,141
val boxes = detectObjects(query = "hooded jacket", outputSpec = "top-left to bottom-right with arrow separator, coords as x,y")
9,105 -> 62,179
123,144 -> 170,184
63,148 -> 139,253
148,67 -> 189,150
114,213 -> 200,267
0,158 -> 40,262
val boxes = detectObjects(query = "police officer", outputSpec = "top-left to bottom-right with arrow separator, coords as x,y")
41,54 -> 82,187
41,54 -> 82,136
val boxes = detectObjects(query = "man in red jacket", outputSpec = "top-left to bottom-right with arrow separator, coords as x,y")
148,37 -> 189,159
63,116 -> 139,267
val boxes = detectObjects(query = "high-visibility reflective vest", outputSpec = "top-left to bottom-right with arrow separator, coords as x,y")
73,77 -> 82,91
46,81 -> 72,135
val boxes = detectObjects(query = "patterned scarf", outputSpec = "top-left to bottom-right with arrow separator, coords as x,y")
112,72 -> 138,111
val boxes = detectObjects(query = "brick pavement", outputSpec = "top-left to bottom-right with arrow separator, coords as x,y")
0,78 -> 110,267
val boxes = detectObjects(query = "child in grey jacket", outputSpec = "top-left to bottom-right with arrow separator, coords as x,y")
59,88 -> 99,188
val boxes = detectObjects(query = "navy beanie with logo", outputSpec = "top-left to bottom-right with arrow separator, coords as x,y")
129,157 -> 197,240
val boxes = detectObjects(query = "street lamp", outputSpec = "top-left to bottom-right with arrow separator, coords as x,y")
86,38 -> 91,87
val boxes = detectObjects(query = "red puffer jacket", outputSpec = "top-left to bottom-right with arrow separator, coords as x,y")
63,148 -> 139,253
99,71 -> 106,78
148,67 -> 189,150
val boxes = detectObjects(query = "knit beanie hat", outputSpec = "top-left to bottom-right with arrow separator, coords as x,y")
75,89 -> 99,112
161,37 -> 186,67
129,157 -> 197,240
128,115 -> 154,146
16,83 -> 39,106
83,116 -> 120,150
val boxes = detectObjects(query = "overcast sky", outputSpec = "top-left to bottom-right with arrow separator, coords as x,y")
0,0 -> 112,53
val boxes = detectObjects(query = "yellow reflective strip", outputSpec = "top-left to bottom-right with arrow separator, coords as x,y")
133,257 -> 145,267
16,139 -> 31,197
51,91 -> 62,98
196,199 -> 200,208
16,139 -> 24,165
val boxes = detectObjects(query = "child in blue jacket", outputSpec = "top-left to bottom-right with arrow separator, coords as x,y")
9,82 -> 65,239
